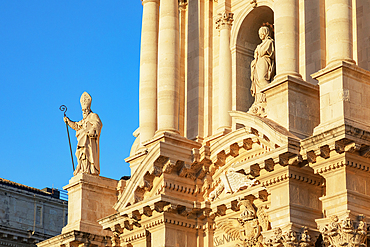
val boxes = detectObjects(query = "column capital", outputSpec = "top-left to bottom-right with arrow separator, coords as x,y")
215,12 -> 234,30
179,0 -> 188,11
141,0 -> 159,5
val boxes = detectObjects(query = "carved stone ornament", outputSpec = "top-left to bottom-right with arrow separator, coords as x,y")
178,0 -> 187,10
320,215 -> 367,247
208,168 -> 259,201
216,200 -> 270,247
215,12 -> 234,30
64,92 -> 103,176
264,227 -> 314,247
250,0 -> 257,8
248,93 -> 267,117
248,26 -> 275,117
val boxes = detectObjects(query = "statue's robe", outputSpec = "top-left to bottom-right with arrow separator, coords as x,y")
69,112 -> 102,176
250,37 -> 275,96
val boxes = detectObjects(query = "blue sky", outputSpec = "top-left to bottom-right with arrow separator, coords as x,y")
0,1 -> 143,190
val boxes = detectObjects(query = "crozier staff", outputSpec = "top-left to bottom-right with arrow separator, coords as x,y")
63,92 -> 102,176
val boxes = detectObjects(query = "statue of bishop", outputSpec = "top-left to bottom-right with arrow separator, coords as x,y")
64,92 -> 102,176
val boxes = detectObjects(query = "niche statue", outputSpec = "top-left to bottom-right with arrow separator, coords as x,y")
249,26 -> 275,116
64,92 -> 102,176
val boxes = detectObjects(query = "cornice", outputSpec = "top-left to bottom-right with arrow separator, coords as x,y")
260,165 -> 324,187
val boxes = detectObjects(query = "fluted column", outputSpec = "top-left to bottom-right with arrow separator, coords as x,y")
325,0 -> 354,65
157,0 -> 180,134
139,0 -> 159,143
274,0 -> 300,77
216,12 -> 233,131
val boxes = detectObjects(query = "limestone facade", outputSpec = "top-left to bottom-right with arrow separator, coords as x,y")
0,178 -> 67,246
39,0 -> 370,246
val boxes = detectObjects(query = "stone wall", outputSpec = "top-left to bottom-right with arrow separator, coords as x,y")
0,178 -> 67,246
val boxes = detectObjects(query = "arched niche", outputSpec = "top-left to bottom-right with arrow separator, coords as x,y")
232,6 -> 274,112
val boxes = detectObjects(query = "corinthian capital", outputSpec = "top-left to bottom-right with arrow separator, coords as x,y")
320,215 -> 367,247
179,0 -> 187,11
215,11 -> 234,30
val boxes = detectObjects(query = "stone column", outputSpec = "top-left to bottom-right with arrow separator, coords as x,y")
139,0 -> 159,144
216,12 -> 233,131
157,0 -> 180,134
325,0 -> 354,65
179,0 -> 187,137
274,0 -> 300,78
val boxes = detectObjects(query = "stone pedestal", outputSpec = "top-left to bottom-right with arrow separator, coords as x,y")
262,75 -> 319,139
62,174 -> 118,236
312,61 -> 370,135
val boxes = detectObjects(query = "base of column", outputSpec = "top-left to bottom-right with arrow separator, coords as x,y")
261,74 -> 319,139
312,61 -> 370,136
274,71 -> 302,81
155,128 -> 180,136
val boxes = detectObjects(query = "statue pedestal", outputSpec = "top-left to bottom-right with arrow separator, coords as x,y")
61,173 -> 118,236
262,75 -> 320,139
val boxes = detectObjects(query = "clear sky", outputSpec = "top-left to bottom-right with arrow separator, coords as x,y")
0,1 -> 143,191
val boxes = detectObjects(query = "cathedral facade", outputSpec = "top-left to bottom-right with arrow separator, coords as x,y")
39,0 -> 370,246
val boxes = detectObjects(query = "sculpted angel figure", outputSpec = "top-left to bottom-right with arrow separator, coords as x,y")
250,26 -> 275,97
64,92 -> 102,176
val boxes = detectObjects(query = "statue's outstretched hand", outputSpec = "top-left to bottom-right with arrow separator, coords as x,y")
63,116 -> 69,124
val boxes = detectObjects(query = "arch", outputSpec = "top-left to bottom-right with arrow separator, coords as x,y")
231,3 -> 274,113
230,1 -> 274,47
